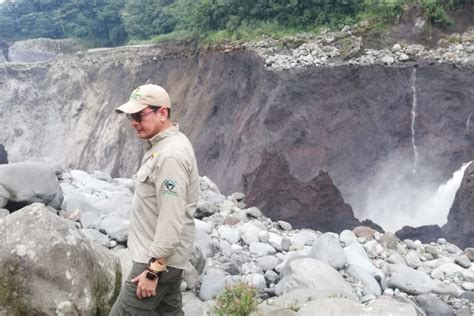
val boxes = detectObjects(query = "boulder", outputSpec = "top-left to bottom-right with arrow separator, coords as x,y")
249,242 -> 276,256
0,208 -> 9,218
182,292 -> 214,315
238,222 -> 263,245
455,255 -> 472,269
353,226 -> 377,240
183,262 -> 200,290
256,256 -> 279,272
346,264 -> 381,295
339,230 -> 359,246
396,225 -> 445,244
99,214 -> 129,243
218,225 -> 241,244
0,162 -> 63,210
415,294 -> 455,316
297,297 -> 417,315
443,163 -> 474,249
243,273 -> 267,290
269,288 -> 358,310
386,253 -> 406,266
63,194 -> 100,216
344,243 -> 382,278
0,203 -> 120,315
26,157 -> 65,176
362,297 -> 418,315
289,230 -> 318,249
80,228 -> 110,248
465,248 -> 474,261
297,298 -> 360,315
264,270 -> 279,284
113,248 -> 132,285
246,206 -> 263,218
431,263 -> 465,280
0,144 -> 7,164
386,264 -> 434,295
274,258 -> 354,298
199,268 -> 226,301
310,232 -> 347,269
380,232 -> 398,250
278,220 -> 292,231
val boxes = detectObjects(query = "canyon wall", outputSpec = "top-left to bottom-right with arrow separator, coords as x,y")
0,43 -> 472,227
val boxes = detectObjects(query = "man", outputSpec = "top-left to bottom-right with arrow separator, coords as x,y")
110,84 -> 199,315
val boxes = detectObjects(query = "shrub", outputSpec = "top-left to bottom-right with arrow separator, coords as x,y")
214,283 -> 258,316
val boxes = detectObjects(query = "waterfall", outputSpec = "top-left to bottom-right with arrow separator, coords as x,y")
414,161 -> 472,227
466,112 -> 472,133
361,159 -> 471,233
410,68 -> 418,174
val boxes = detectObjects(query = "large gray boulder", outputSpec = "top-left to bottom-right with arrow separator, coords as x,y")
0,162 -> 63,210
0,203 -> 121,315
199,267 -> 226,301
297,297 -> 417,316
386,264 -> 434,295
347,264 -> 381,295
416,294 -> 455,316
274,258 -> 354,298
8,38 -> 82,62
310,232 -> 347,269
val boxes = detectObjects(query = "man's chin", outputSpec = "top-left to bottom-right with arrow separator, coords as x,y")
135,131 -> 148,139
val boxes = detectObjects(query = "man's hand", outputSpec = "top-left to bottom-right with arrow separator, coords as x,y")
132,270 -> 158,299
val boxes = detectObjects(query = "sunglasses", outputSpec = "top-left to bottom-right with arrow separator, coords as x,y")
126,107 -> 159,122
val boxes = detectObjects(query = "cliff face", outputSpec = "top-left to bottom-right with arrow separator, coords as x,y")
443,162 -> 474,248
0,43 -> 473,224
243,151 -> 382,233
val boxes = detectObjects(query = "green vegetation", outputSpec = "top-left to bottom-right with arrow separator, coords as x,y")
214,283 -> 258,316
0,0 -> 469,47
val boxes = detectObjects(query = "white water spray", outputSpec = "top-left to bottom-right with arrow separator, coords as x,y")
410,68 -> 419,174
360,160 -> 471,232
415,161 -> 472,227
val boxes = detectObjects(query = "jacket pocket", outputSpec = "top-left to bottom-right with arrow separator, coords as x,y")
136,166 -> 156,198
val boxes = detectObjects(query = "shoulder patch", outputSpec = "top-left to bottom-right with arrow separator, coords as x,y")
163,179 -> 177,196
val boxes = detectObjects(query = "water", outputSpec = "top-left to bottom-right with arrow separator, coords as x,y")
466,112 -> 472,133
417,161 -> 472,227
410,68 -> 418,174
362,161 -> 471,232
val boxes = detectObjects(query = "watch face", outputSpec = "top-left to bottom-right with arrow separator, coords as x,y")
145,271 -> 157,280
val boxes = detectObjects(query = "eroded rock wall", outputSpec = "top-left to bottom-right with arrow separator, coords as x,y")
0,44 -> 472,223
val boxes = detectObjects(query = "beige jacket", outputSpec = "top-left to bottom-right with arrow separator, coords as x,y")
128,124 -> 199,269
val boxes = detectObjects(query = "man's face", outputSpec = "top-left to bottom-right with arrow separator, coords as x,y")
129,107 -> 164,139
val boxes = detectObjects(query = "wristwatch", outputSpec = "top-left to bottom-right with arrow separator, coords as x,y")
145,270 -> 158,281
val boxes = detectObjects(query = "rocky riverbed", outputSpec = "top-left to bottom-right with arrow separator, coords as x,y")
1,160 -> 474,315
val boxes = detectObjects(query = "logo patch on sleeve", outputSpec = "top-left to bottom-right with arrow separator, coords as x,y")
163,179 -> 177,196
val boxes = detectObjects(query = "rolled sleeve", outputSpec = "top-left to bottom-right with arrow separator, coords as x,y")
148,157 -> 188,259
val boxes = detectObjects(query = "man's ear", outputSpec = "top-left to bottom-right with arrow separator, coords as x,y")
160,107 -> 170,119
158,107 -> 169,120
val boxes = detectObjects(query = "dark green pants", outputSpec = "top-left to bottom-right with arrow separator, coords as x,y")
110,262 -> 184,316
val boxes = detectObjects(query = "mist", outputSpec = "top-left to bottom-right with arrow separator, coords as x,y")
350,154 -> 471,232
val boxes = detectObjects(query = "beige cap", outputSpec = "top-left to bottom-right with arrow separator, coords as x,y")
115,84 -> 171,114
